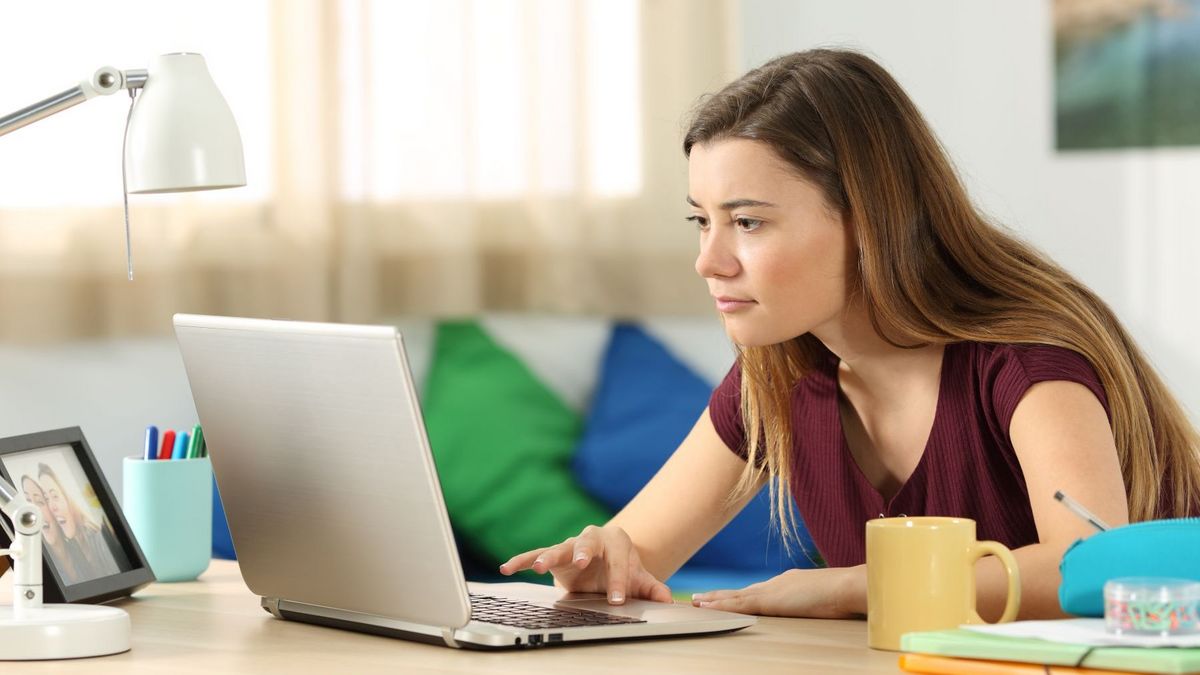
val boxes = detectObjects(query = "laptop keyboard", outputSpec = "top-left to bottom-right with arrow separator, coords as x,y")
469,593 -> 647,630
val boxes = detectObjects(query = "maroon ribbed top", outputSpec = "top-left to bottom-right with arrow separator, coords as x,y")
709,342 -> 1111,568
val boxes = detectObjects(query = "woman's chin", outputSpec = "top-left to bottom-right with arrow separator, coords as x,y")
721,321 -> 792,349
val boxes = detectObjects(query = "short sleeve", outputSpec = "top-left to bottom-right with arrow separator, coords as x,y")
708,362 -> 748,460
987,344 -> 1111,437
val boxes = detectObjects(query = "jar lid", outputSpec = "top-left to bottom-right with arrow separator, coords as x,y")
1105,577 -> 1200,602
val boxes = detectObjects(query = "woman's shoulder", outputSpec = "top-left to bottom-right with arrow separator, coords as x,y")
959,340 -> 1110,425
963,341 -> 1100,382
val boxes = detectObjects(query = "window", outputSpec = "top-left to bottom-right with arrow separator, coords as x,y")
338,0 -> 641,201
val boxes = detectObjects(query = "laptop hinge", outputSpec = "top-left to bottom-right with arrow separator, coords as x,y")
441,627 -> 460,648
262,597 -> 283,618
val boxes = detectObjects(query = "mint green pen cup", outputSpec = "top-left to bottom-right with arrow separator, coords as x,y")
123,456 -> 212,582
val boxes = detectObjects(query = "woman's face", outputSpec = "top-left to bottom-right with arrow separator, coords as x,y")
21,477 -> 59,545
689,139 -> 853,347
40,474 -> 76,538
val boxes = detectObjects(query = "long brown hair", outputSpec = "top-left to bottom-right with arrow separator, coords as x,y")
683,49 -> 1200,546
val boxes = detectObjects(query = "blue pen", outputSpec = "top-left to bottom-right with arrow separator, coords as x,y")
144,425 -> 159,461
172,431 -> 190,460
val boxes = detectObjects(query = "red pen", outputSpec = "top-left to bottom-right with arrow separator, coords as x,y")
159,429 -> 176,460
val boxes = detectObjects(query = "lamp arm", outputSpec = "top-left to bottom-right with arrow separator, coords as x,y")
0,66 -> 148,138
0,476 -> 44,612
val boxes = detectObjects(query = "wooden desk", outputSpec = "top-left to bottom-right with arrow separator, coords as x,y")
2,561 -> 901,673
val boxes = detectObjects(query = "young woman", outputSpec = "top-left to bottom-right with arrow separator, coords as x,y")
20,474 -> 85,585
39,463 -> 122,581
499,49 -> 1200,619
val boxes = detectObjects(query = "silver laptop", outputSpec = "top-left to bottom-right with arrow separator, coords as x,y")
173,314 -> 755,649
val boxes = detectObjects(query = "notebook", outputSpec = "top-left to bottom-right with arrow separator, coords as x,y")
901,628 -> 1200,674
173,314 -> 757,649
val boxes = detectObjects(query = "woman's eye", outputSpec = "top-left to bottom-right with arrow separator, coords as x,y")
685,215 -> 709,230
735,217 -> 763,232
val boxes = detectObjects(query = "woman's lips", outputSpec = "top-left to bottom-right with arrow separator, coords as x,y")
714,296 -> 756,313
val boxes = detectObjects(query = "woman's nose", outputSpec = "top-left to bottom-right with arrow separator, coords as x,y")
695,230 -> 739,279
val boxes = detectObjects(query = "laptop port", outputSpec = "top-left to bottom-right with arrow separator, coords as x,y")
528,634 -> 543,646
548,633 -> 563,643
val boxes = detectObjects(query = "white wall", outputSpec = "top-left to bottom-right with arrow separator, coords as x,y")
0,340 -> 196,501
738,0 -> 1200,422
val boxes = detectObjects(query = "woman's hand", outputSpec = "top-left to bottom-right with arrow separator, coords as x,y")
498,525 -> 673,605
690,566 -> 866,618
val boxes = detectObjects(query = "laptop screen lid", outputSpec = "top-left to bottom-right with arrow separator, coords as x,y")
173,314 -> 471,629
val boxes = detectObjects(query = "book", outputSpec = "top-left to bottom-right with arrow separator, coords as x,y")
900,629 -> 1200,674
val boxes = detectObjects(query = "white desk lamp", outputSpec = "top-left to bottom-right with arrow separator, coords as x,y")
0,52 -> 246,278
0,53 -> 244,659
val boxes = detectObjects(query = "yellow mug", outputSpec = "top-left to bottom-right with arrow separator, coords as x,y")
866,516 -> 1020,651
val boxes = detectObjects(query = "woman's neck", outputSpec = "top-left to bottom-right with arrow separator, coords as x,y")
810,303 -> 945,404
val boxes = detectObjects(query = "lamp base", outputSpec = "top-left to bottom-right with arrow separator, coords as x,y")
0,604 -> 130,660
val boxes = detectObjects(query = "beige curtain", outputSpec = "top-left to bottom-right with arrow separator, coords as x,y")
0,0 -> 737,343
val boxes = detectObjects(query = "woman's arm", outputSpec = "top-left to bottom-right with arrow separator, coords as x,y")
976,378 -> 1129,619
609,407 -> 765,581
501,407 -> 764,601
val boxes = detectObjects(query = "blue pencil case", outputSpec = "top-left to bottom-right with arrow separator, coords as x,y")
1058,517 -> 1200,617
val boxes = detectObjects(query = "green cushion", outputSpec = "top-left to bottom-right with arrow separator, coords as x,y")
421,320 -> 611,569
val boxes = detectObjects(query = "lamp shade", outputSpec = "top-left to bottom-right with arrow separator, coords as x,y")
124,53 -> 246,193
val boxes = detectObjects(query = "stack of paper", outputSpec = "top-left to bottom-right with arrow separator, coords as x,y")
963,620 -> 1200,648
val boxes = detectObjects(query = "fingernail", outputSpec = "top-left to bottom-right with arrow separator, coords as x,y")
498,564 -> 508,573
573,552 -> 587,562
610,592 -> 624,603
698,601 -> 712,608
534,558 -> 544,567
691,593 -> 705,601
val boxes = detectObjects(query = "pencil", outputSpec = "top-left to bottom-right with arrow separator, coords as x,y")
1053,490 -> 1111,531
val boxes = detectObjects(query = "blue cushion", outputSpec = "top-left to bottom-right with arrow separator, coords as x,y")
572,324 -> 817,576
665,567 -> 780,593
212,477 -> 236,560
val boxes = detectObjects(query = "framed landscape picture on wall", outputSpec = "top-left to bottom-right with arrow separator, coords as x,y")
1055,0 -> 1200,150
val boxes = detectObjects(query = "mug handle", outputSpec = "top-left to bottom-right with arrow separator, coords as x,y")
967,540 -> 1021,623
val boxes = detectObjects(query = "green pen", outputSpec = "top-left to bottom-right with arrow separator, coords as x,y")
187,424 -> 204,459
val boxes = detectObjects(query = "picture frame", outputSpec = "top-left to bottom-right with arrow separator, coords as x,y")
0,427 -> 155,603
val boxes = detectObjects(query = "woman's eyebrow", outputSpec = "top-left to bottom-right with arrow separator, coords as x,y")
686,196 -> 779,210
